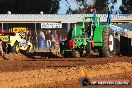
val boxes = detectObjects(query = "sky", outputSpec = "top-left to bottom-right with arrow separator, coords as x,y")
58,0 -> 122,14
58,0 -> 78,14
108,0 -> 122,13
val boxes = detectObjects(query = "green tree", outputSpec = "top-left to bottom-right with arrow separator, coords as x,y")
72,0 -> 108,14
0,0 -> 60,14
120,0 -> 132,14
94,0 -> 108,13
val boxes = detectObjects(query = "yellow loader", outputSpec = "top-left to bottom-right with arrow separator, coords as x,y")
0,27 -> 32,54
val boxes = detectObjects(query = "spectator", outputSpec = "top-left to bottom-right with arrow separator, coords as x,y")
26,28 -> 31,41
59,35 -> 63,43
0,39 -> 3,56
35,32 -> 38,50
51,32 -> 56,49
31,32 -> 38,50
38,30 -> 46,49
45,30 -> 51,49
55,31 -> 59,49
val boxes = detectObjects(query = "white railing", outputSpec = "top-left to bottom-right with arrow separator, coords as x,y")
110,24 -> 124,34
0,14 -> 132,23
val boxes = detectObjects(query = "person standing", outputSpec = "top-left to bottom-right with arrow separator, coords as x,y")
51,30 -> 56,49
38,30 -> 46,49
26,28 -> 30,41
55,30 -> 59,49
35,32 -> 38,50
59,35 -> 63,43
31,32 -> 38,50
0,39 -> 3,56
45,30 -> 52,49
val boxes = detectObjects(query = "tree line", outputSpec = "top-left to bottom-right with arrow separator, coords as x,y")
0,0 -> 131,14
0,0 -> 60,14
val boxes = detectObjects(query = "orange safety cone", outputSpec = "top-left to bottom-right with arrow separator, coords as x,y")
80,68 -> 87,78
80,67 -> 91,86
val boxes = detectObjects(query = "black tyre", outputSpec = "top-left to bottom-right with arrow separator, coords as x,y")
26,45 -> 30,53
86,42 -> 91,54
114,37 -> 120,55
72,51 -> 80,58
59,42 -> 64,57
99,27 -> 114,57
60,50 -> 64,55
2,42 -> 7,53
80,50 -> 87,57
6,44 -> 12,54
13,42 -> 20,54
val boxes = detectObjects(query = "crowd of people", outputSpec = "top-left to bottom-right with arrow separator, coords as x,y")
28,30 -> 64,50
0,28 -> 66,55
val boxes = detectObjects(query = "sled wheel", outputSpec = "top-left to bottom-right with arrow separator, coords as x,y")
80,50 -> 87,57
99,27 -> 114,57
72,51 -> 80,58
6,44 -> 12,54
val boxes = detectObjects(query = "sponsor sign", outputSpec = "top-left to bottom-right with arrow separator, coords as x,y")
41,23 -> 62,28
13,27 -> 27,32
90,80 -> 130,85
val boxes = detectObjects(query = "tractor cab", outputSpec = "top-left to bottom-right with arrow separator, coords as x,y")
83,17 -> 100,29
81,17 -> 100,39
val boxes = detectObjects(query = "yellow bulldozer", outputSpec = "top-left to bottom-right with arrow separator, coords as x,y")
0,27 -> 32,54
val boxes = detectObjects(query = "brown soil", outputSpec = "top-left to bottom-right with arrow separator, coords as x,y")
0,53 -> 131,88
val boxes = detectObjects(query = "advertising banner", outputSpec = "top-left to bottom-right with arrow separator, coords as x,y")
41,23 -> 62,29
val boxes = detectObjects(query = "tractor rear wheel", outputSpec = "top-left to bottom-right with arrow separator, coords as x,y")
99,27 -> 114,57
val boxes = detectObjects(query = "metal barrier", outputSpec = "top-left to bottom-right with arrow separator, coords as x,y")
0,14 -> 132,23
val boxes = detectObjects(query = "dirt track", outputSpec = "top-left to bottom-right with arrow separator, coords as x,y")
0,53 -> 132,88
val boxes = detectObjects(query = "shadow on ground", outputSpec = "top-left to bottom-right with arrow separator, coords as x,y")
20,50 -> 60,59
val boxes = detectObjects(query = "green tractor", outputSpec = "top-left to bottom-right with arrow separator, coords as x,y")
60,9 -> 115,58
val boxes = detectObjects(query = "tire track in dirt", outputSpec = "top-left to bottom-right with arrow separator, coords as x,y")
0,53 -> 131,88
0,61 -> 131,88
